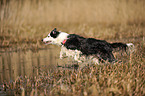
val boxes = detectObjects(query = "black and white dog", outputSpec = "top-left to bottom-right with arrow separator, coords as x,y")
42,28 -> 134,64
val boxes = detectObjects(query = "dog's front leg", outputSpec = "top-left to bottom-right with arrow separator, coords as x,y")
60,51 -> 63,59
60,49 -> 64,59
60,46 -> 65,59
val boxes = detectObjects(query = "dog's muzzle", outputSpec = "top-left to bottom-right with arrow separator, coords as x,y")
41,39 -> 52,45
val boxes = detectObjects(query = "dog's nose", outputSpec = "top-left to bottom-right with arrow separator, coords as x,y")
41,39 -> 43,42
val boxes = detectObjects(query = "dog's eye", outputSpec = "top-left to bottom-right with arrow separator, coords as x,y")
48,36 -> 50,37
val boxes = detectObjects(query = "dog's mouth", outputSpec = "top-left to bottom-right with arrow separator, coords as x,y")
43,41 -> 52,45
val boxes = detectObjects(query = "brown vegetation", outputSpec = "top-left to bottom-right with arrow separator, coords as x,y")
0,0 -> 145,96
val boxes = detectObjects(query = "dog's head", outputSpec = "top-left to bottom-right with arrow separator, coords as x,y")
42,28 -> 68,45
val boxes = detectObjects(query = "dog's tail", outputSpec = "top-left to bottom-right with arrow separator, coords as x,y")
110,42 -> 134,54
126,43 -> 135,53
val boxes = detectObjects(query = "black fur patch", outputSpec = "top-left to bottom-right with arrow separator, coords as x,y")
80,38 -> 115,62
64,34 -> 85,50
50,28 -> 60,38
64,34 -> 116,62
110,43 -> 127,52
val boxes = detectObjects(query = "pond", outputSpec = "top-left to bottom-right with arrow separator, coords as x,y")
0,45 -> 72,84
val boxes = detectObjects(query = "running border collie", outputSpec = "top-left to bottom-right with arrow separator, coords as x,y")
42,28 -> 134,64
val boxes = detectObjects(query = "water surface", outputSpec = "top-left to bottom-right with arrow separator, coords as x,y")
0,46 -> 69,84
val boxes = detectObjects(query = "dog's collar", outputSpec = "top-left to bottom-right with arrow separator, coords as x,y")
61,39 -> 67,45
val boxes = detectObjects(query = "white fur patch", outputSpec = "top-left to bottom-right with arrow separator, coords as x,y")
127,43 -> 135,53
53,32 -> 69,45
60,45 -> 99,64
60,46 -> 82,62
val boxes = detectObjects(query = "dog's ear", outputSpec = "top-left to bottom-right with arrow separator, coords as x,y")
52,28 -> 57,34
51,28 -> 56,34
53,28 -> 57,31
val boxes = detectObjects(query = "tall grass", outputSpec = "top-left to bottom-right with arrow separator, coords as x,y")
0,0 -> 145,50
1,0 -> 145,27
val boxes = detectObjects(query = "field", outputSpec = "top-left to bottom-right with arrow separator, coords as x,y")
0,0 -> 145,96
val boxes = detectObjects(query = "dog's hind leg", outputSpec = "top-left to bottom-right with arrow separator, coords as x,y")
73,50 -> 82,63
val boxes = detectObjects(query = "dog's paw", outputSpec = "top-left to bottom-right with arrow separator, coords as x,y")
59,55 -> 63,59
77,60 -> 82,63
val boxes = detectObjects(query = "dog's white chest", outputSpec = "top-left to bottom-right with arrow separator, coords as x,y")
60,46 -> 82,62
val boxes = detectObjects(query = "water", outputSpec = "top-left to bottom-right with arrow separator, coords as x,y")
0,46 -> 67,84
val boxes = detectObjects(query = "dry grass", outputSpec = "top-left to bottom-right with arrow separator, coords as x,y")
0,0 -> 145,96
2,55 -> 145,96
